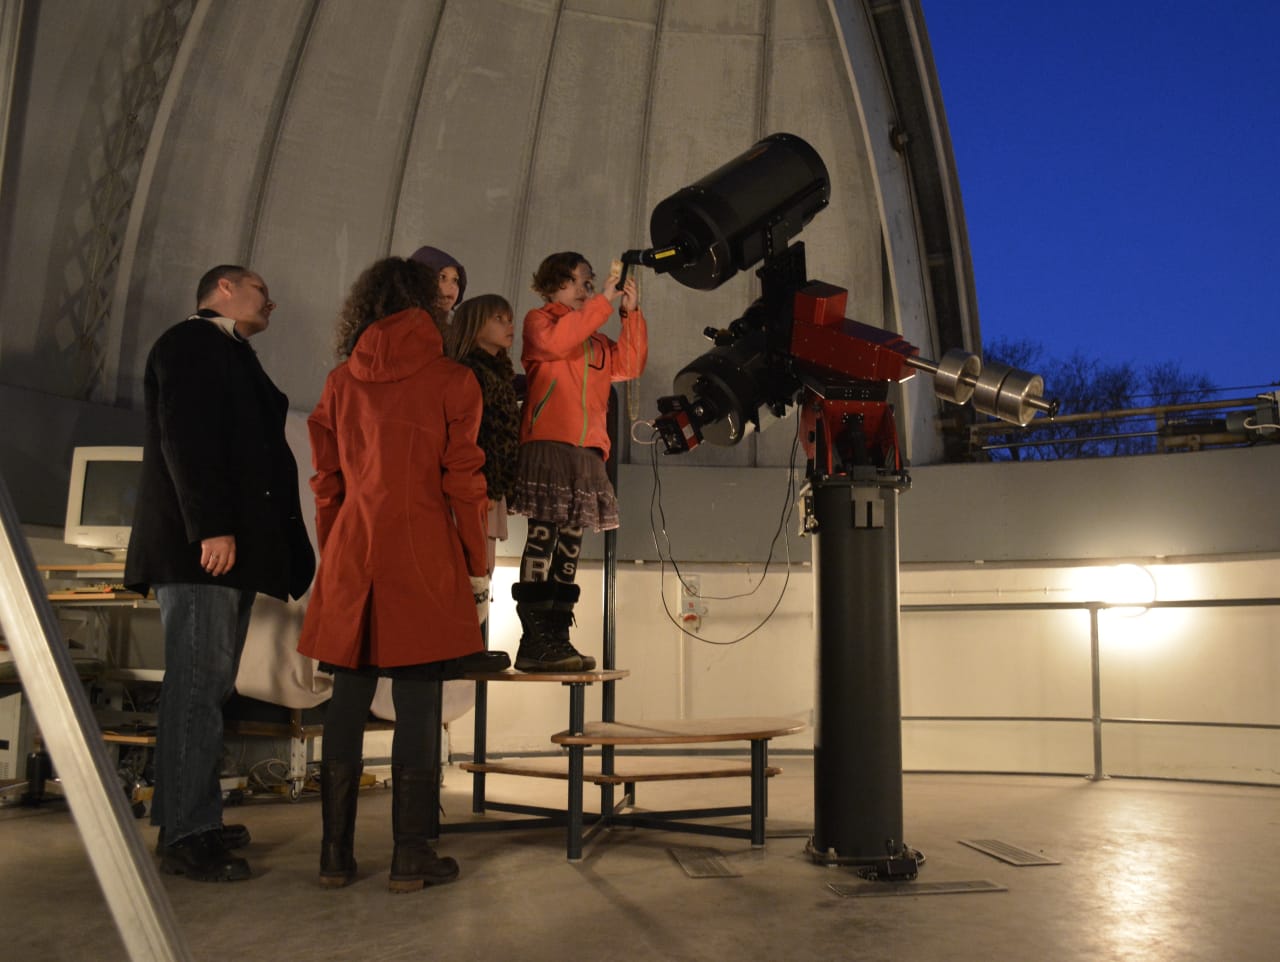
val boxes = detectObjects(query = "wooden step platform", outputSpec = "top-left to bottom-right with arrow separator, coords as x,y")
552,716 -> 806,747
461,753 -> 783,785
552,716 -> 803,853
451,662 -> 807,860
463,668 -> 630,684
452,711 -> 805,859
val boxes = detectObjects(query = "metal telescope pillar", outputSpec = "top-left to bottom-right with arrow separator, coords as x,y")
805,472 -> 920,878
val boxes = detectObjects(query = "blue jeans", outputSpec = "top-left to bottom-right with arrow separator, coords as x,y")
152,583 -> 255,844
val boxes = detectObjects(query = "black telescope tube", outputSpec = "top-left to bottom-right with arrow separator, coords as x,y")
648,132 -> 830,290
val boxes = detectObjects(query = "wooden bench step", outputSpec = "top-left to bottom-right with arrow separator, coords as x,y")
460,754 -> 782,785
552,716 -> 806,746
463,668 -> 629,684
101,731 -> 156,746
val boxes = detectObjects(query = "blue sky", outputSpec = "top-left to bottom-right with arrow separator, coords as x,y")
920,3 -> 1280,396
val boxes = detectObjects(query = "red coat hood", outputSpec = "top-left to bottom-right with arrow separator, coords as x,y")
347,307 -> 443,383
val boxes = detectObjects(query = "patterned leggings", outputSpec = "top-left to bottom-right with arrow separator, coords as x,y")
519,518 -> 584,584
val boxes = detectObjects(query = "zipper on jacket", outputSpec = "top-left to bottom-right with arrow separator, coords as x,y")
579,341 -> 590,446
531,378 -> 557,426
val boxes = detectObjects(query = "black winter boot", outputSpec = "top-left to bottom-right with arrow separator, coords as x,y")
318,760 -> 361,888
512,581 -> 584,672
549,582 -> 595,671
388,766 -> 459,893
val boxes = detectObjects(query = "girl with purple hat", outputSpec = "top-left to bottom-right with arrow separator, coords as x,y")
408,245 -> 466,322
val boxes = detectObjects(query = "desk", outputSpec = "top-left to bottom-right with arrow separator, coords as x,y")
37,562 -> 130,585
47,590 -> 145,603
39,564 -> 161,739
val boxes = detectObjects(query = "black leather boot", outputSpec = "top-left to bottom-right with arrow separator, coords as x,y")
512,581 -> 583,672
156,823 -> 250,854
388,765 -> 459,893
549,582 -> 595,671
158,828 -> 251,882
318,760 -> 361,888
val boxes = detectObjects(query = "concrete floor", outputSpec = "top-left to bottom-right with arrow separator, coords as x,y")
2,758 -> 1278,962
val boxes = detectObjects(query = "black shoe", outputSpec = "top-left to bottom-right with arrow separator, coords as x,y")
159,829 -> 251,882
514,635 -> 586,673
512,582 -> 589,672
443,649 -> 511,678
156,823 -> 250,854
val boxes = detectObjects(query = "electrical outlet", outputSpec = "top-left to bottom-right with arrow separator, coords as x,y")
679,575 -> 705,632
680,575 -> 702,614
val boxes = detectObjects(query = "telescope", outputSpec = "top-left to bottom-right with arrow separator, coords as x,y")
635,134 -> 1055,471
617,132 -> 830,292
629,133 -> 1056,880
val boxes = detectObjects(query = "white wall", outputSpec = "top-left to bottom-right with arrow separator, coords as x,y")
443,554 -> 1279,786
19,477 -> 1278,786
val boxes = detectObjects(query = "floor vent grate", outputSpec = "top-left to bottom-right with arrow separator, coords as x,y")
830,879 -> 1006,898
669,846 -> 740,878
959,838 -> 1060,866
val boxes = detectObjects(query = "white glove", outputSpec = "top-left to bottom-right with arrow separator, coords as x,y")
469,575 -> 490,625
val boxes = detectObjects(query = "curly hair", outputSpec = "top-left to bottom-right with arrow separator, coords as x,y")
530,251 -> 590,300
445,294 -> 513,360
334,257 -> 440,358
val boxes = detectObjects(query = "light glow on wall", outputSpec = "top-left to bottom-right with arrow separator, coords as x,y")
1091,563 -> 1157,618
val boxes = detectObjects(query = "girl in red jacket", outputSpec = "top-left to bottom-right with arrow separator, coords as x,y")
508,251 -> 648,671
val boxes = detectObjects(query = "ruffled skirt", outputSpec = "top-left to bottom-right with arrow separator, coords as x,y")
507,441 -> 619,532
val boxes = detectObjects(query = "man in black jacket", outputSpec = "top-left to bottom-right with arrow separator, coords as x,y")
125,265 -> 315,882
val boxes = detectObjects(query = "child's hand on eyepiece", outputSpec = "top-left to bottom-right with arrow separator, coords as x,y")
604,259 -> 624,304
621,276 -> 639,313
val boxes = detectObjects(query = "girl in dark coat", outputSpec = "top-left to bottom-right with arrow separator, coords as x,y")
445,294 -> 521,582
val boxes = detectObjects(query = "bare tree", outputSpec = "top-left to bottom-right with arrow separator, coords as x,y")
978,337 -> 1214,460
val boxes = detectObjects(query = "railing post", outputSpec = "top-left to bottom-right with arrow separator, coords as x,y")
1088,605 -> 1107,781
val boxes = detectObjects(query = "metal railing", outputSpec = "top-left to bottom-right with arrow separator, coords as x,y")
963,394 -> 1278,457
901,597 -> 1280,783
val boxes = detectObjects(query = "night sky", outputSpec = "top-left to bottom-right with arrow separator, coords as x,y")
920,2 -> 1280,398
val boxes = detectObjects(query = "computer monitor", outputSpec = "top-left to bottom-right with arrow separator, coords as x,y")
63,446 -> 144,558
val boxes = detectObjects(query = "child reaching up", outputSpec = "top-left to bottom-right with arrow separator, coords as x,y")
508,251 -> 647,672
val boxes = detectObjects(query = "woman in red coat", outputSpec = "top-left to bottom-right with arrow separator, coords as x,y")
297,256 -> 503,892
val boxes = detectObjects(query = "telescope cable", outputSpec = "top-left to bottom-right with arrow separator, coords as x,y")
637,409 -> 804,645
